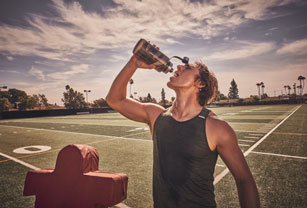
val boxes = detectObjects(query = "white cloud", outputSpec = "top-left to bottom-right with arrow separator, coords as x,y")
29,66 -> 46,80
165,38 -> 182,44
0,69 -> 21,74
0,0 -> 293,61
233,0 -> 291,20
276,39 -> 307,55
6,56 -> 14,61
47,64 -> 89,80
110,54 -> 129,62
10,81 -> 33,87
206,41 -> 275,60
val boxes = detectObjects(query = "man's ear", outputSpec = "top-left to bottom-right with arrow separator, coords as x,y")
194,79 -> 205,88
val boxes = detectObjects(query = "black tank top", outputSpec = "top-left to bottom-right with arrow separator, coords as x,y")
152,107 -> 218,208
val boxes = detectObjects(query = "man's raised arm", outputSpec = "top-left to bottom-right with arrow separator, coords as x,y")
105,55 -> 164,126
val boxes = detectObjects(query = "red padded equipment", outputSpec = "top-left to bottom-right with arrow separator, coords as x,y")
23,144 -> 128,208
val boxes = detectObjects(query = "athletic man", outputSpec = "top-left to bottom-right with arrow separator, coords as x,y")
106,44 -> 260,208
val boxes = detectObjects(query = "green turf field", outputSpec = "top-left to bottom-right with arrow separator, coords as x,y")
0,104 -> 306,208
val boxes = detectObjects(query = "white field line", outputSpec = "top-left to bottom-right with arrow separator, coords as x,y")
0,120 -> 142,128
248,133 -> 264,136
0,152 -> 40,170
250,151 -> 307,160
238,144 -> 250,147
229,122 -> 269,125
0,124 -> 152,142
233,130 -> 267,133
238,139 -> 255,143
214,105 -> 302,185
244,136 -> 259,139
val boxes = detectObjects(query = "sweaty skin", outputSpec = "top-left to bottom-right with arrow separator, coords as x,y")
106,52 -> 260,208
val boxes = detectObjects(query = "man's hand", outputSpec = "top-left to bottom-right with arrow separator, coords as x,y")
130,43 -> 161,70
129,55 -> 155,69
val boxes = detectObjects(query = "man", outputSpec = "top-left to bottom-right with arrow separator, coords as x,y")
106,44 -> 260,208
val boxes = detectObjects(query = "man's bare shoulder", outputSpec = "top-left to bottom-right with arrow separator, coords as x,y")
143,103 -> 165,121
143,103 -> 165,114
142,103 -> 165,133
207,111 -> 236,144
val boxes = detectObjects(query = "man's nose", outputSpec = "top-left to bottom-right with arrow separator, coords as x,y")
176,65 -> 184,71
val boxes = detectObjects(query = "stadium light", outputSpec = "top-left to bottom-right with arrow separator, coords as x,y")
84,90 -> 91,103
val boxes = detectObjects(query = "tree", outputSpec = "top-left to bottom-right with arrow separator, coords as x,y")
215,91 -> 227,101
283,85 -> 288,96
228,79 -> 239,99
92,98 -> 109,107
0,90 -> 9,99
287,85 -> 291,95
62,85 -> 87,109
256,83 -> 262,98
8,88 -> 27,107
38,94 -> 49,108
161,88 -> 166,105
297,85 -> 302,96
261,84 -> 265,99
262,93 -> 268,99
249,95 -> 260,103
298,75 -> 305,95
0,98 -> 12,111
18,96 -> 30,111
28,95 -> 39,109
146,93 -> 152,102
293,83 -> 296,95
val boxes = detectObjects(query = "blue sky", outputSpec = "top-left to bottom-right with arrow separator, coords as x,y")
0,0 -> 306,105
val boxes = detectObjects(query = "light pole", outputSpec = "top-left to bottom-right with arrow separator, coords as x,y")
83,90 -> 91,103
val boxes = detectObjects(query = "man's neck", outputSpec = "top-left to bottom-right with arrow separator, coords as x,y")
170,91 -> 203,121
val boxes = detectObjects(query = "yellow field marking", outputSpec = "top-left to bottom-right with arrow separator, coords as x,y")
272,132 -> 307,136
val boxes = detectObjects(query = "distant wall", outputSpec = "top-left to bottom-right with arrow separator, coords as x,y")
214,98 -> 305,107
0,108 -> 114,120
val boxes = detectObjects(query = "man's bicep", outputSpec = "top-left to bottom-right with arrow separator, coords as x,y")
110,98 -> 163,125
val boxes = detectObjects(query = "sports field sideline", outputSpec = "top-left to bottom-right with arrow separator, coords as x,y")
0,104 -> 306,208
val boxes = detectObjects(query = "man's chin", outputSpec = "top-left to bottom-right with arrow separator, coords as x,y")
167,81 -> 175,89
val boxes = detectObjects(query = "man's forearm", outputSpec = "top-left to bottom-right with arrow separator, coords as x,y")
236,177 -> 260,208
106,58 -> 137,103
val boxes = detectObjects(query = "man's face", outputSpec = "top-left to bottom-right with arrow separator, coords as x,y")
167,63 -> 200,90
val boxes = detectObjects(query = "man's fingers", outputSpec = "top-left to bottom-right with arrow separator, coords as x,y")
148,64 -> 156,69
152,44 -> 160,50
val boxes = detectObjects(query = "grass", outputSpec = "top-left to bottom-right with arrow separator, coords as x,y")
0,104 -> 306,208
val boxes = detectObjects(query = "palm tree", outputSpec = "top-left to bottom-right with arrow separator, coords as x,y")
298,75 -> 305,95
293,83 -> 296,95
129,79 -> 134,98
284,85 -> 287,96
287,85 -> 291,96
297,85 -> 302,96
256,83 -> 261,98
261,84 -> 265,98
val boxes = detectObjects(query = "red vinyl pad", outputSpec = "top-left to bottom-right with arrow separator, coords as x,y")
23,144 -> 128,208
